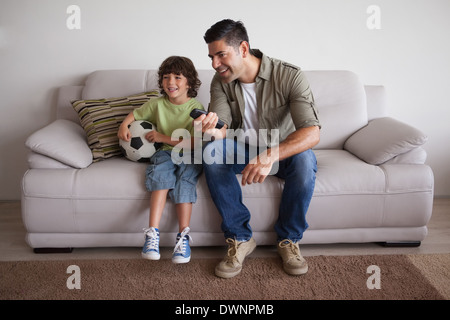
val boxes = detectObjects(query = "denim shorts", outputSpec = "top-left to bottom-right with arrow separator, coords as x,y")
145,150 -> 203,204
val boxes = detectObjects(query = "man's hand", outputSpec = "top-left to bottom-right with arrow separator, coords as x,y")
194,111 -> 226,140
195,112 -> 218,131
241,148 -> 278,186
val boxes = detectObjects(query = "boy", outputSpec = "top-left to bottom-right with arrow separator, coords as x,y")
118,56 -> 204,263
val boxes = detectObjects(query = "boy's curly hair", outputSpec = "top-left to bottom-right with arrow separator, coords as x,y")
158,56 -> 202,98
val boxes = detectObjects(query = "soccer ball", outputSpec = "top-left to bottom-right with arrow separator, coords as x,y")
119,120 -> 161,162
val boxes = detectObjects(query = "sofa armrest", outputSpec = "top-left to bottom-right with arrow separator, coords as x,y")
383,147 -> 427,165
25,119 -> 93,168
27,151 -> 72,169
344,117 -> 428,165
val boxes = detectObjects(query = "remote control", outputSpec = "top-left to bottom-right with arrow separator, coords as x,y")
190,109 -> 225,129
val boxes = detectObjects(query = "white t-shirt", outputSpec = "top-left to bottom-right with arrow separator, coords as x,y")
240,82 -> 259,146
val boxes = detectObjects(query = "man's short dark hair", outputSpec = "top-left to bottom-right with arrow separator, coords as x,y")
204,19 -> 250,49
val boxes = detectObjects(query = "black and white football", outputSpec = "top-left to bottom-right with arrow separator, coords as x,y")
119,120 -> 161,162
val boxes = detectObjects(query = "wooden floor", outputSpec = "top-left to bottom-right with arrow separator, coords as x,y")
1,198 -> 449,261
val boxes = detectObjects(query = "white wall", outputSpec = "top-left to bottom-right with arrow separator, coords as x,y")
1,0 -> 449,199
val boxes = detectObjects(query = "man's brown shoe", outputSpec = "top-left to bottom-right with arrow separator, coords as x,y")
277,239 -> 308,275
215,237 -> 256,278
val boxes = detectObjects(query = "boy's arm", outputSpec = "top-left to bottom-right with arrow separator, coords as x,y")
117,112 -> 136,142
146,130 -> 198,150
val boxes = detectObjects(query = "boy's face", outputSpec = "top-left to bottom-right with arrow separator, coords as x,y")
162,73 -> 190,105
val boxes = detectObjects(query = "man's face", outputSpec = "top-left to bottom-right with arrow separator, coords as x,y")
208,39 -> 244,83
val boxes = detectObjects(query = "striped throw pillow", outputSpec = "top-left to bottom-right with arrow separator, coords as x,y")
72,91 -> 160,162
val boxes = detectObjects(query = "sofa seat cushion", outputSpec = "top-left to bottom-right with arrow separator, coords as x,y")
305,150 -> 433,230
22,150 -> 433,235
314,150 -> 385,195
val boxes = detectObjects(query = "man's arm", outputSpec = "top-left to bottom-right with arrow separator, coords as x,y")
274,125 -> 320,162
196,74 -> 231,139
240,125 -> 320,186
241,67 -> 320,186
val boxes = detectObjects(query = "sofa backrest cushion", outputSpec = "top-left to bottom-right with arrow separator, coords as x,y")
305,70 -> 368,149
59,69 -> 370,150
82,70 -> 156,101
81,70 -> 213,110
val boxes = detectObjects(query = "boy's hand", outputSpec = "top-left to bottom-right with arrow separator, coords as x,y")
117,125 -> 131,142
145,130 -> 164,143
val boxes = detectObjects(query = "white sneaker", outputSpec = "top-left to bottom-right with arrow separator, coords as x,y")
142,227 -> 160,260
172,227 -> 192,264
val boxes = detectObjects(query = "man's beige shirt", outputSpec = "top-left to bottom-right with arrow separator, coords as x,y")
209,49 -> 321,147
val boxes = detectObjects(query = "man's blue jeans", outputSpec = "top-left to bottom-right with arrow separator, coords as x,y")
203,139 -> 317,243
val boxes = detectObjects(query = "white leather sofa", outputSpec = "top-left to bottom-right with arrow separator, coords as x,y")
21,69 -> 434,252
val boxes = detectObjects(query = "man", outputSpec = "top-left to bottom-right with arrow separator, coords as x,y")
198,19 -> 321,278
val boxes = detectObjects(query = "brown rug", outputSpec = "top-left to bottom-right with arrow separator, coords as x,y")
1,254 -> 448,300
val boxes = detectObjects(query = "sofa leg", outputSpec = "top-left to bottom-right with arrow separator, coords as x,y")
377,241 -> 421,247
33,248 -> 73,254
